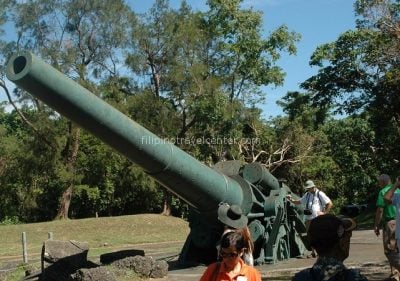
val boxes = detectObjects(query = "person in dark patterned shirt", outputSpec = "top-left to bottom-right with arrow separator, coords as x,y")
292,214 -> 367,281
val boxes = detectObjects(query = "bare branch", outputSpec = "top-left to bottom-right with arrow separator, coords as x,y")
0,79 -> 56,149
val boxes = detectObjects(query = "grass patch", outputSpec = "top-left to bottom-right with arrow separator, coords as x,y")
108,266 -> 148,281
1,265 -> 26,281
0,214 -> 189,265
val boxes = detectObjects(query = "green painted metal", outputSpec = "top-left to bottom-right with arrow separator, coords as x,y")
5,51 -> 309,266
5,51 -> 243,212
242,162 -> 280,191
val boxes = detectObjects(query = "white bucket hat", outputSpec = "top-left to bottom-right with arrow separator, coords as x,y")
304,180 -> 316,190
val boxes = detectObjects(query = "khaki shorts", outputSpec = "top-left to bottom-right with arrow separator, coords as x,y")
384,220 -> 400,269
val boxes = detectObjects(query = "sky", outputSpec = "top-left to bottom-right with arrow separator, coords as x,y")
130,0 -> 357,119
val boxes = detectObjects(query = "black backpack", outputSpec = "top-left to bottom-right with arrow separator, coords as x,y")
305,191 -> 324,211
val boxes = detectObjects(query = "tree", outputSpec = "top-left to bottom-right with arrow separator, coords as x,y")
0,108 -> 62,221
278,91 -> 329,129
204,0 -> 300,103
4,0 -> 135,219
126,0 -> 301,161
323,116 -> 378,204
0,108 -> 21,221
264,90 -> 339,206
125,0 -> 301,215
301,0 -> 400,176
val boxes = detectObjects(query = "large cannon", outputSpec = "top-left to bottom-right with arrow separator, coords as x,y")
5,51 -> 309,265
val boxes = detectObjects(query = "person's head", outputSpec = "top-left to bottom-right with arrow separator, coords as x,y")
378,174 -> 391,187
218,203 -> 248,229
304,180 -> 316,193
219,230 -> 246,269
308,214 -> 356,261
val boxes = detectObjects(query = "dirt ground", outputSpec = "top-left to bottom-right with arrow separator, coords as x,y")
162,229 -> 393,281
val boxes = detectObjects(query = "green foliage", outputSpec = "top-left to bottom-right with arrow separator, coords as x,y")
273,96 -> 380,207
278,91 -> 329,128
70,185 -> 100,218
324,117 -> 378,202
302,0 -> 400,130
0,0 -> 14,36
270,115 -> 335,188
205,0 -> 300,102
302,29 -> 381,115
0,108 -> 62,221
126,91 -> 180,138
299,0 -> 400,204
1,0 -> 138,220
111,164 -> 163,215
0,215 -> 21,225
12,0 -> 135,75
170,196 -> 189,219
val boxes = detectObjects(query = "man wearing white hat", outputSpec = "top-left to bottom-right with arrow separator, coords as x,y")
287,179 -> 333,257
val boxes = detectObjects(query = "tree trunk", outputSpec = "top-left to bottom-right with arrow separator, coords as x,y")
56,123 -> 81,220
55,186 -> 73,220
161,190 -> 172,216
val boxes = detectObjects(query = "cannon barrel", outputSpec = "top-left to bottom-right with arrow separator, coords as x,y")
6,51 -> 246,213
6,51 -> 308,266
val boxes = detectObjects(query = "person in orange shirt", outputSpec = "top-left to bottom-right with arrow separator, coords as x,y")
200,230 -> 262,281
217,203 -> 254,266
